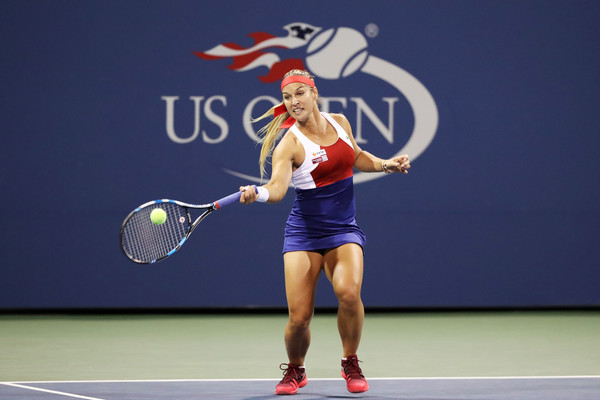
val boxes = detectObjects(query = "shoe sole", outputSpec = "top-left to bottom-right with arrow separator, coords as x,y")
341,371 -> 369,393
275,377 -> 307,395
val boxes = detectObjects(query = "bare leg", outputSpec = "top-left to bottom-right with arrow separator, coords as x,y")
323,243 -> 365,357
283,251 -> 323,365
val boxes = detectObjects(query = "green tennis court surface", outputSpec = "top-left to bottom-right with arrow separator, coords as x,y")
1,311 -> 599,398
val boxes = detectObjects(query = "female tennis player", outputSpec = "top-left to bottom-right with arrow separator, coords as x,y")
239,70 -> 410,395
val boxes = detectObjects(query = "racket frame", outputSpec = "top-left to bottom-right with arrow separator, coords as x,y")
119,200 -> 214,264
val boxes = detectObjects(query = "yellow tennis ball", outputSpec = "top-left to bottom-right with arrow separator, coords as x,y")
150,208 -> 167,225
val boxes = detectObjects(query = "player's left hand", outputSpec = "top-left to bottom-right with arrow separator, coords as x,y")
386,154 -> 411,174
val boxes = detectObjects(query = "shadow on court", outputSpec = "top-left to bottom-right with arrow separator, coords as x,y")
1,377 -> 599,400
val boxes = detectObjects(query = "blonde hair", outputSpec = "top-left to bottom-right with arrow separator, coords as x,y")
252,70 -> 316,180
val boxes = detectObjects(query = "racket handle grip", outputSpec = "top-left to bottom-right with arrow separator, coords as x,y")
214,185 -> 257,209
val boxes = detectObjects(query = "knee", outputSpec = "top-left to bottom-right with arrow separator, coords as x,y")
335,285 -> 362,310
288,309 -> 313,330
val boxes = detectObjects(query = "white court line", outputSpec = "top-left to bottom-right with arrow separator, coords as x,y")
2,375 -> 599,384
0,382 -> 105,400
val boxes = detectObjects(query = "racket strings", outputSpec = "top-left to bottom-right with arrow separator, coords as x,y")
121,203 -> 189,263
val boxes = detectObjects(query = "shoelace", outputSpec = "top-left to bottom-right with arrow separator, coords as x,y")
279,363 -> 304,383
343,358 -> 365,379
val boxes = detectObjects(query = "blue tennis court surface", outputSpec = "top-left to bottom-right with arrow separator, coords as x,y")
2,376 -> 599,399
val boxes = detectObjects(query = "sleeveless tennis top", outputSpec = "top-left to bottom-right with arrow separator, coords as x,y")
283,112 -> 366,253
290,113 -> 355,189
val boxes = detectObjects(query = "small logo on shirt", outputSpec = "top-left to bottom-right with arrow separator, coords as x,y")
311,149 -> 328,164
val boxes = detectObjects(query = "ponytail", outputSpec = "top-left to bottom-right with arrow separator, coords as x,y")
252,104 -> 288,180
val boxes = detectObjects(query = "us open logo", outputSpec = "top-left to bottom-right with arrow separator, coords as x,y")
162,22 -> 438,184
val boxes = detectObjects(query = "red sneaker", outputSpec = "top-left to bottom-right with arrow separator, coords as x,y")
275,363 -> 308,395
341,355 -> 369,393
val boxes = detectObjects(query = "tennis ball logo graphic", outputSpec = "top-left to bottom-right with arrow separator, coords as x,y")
306,27 -> 369,79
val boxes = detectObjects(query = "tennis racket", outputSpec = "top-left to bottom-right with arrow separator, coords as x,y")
120,188 -> 250,264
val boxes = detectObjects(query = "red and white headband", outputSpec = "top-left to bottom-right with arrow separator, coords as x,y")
280,75 -> 315,92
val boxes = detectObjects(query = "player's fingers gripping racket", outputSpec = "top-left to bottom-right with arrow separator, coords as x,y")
120,188 -> 251,264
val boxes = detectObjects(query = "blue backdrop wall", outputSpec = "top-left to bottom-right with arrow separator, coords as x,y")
1,0 -> 598,310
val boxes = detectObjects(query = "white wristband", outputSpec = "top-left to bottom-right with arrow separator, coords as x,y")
256,186 -> 270,203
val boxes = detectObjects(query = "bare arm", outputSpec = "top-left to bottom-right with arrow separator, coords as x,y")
239,133 -> 296,204
354,151 -> 410,174
332,113 -> 411,174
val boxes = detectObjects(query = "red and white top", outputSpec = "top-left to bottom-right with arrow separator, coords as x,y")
289,112 -> 355,190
